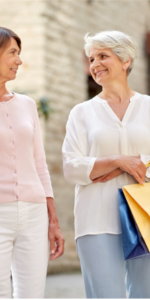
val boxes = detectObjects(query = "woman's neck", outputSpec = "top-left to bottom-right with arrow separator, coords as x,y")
99,81 -> 135,104
0,83 -> 12,102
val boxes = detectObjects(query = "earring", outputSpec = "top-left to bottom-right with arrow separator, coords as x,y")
123,66 -> 127,70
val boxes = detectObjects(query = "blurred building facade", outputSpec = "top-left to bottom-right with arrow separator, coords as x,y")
0,0 -> 150,273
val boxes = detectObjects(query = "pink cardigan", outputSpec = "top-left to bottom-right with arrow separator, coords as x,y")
0,93 -> 54,203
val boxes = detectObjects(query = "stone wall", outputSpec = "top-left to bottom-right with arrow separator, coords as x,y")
0,0 -> 150,273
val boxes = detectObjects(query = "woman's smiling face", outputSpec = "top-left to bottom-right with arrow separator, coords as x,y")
0,37 -> 22,83
89,46 -> 126,87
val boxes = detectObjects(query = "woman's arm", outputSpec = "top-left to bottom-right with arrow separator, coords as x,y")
47,197 -> 65,261
90,155 -> 146,184
32,102 -> 65,259
90,156 -> 120,180
92,168 -> 124,183
63,110 -> 146,186
62,112 -> 97,185
33,101 -> 54,197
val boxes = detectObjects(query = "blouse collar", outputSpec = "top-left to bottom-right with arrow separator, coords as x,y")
94,92 -> 141,104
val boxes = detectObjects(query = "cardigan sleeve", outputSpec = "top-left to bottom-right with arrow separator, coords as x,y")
33,102 -> 54,198
62,112 -> 97,185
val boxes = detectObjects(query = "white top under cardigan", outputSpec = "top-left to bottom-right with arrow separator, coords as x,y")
62,92 -> 150,240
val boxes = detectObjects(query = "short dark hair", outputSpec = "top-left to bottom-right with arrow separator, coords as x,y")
0,27 -> 21,52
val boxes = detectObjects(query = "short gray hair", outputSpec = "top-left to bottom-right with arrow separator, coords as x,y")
84,30 -> 138,75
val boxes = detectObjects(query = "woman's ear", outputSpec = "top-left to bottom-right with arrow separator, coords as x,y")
123,58 -> 131,71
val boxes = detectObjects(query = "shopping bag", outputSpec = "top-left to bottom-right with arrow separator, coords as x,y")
118,188 -> 150,260
118,161 -> 150,259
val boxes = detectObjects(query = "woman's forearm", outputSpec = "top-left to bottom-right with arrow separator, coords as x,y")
47,197 -> 59,225
46,197 -> 65,260
90,155 -> 120,180
90,155 -> 140,181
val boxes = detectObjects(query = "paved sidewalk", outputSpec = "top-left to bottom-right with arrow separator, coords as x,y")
44,273 -> 86,298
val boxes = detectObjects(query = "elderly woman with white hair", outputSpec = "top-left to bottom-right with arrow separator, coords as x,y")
62,30 -> 150,298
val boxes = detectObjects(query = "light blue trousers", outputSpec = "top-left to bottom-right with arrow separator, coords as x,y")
76,234 -> 150,298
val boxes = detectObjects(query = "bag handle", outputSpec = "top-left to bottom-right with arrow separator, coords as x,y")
146,161 -> 150,168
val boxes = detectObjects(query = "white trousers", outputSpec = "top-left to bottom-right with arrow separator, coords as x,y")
0,201 -> 49,298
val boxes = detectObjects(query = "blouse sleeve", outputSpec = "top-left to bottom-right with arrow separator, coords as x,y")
62,112 -> 97,186
33,102 -> 54,198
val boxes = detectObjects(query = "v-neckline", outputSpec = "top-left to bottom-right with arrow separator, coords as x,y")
94,92 -> 140,125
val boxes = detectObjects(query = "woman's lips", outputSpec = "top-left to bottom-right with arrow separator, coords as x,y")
10,68 -> 18,74
96,70 -> 107,76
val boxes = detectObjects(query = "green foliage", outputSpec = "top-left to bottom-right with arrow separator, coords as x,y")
37,97 -> 54,121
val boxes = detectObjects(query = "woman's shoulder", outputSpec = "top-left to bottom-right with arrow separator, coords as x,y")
136,93 -> 150,110
14,92 -> 35,102
70,97 -> 94,117
13,92 -> 37,108
137,92 -> 150,101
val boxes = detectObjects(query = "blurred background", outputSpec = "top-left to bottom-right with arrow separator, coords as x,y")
1,0 -> 150,297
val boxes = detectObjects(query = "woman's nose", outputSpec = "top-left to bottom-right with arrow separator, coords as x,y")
16,56 -> 22,65
92,59 -> 101,68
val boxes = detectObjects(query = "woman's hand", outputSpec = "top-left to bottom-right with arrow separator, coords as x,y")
90,155 -> 146,184
92,168 -> 124,183
117,155 -> 146,184
47,197 -> 65,261
48,221 -> 65,261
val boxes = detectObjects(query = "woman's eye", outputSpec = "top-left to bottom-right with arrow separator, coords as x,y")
101,55 -> 107,59
90,59 -> 94,63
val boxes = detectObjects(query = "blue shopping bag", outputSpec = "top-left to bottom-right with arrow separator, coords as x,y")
118,189 -> 150,260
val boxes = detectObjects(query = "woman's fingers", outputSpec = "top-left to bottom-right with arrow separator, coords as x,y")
50,237 -> 65,260
136,170 -> 145,184
93,175 -> 107,183
49,227 -> 65,261
119,157 -> 146,183
98,176 -> 111,183
92,168 -> 124,183
93,157 -> 146,184
49,232 -> 56,256
132,170 -> 144,185
130,163 -> 146,184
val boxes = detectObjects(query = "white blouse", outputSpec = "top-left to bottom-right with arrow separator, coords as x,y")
62,92 -> 150,239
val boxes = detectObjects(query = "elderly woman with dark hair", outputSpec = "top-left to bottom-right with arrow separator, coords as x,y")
62,30 -> 150,298
0,27 -> 64,299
